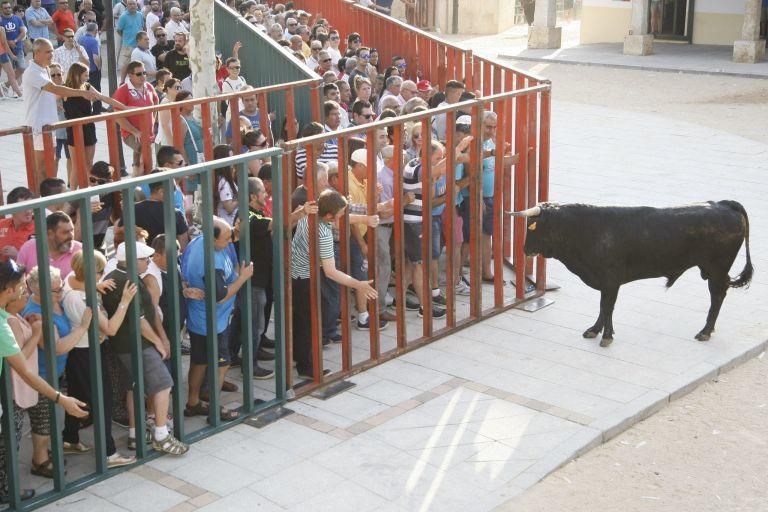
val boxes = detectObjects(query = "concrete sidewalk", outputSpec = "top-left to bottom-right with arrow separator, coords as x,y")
28,91 -> 768,512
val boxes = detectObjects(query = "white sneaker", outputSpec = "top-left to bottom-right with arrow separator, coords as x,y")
384,292 -> 394,307
454,279 -> 471,296
107,452 -> 136,468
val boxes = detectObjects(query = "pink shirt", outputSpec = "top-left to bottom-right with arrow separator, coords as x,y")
8,314 -> 39,408
16,238 -> 82,278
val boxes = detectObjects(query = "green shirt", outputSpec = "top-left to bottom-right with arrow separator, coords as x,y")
0,308 -> 21,376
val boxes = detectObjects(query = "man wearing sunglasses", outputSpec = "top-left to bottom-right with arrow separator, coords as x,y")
150,29 -> 173,65
111,60 -> 158,175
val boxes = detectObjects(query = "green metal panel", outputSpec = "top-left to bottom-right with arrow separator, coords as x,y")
0,148 -> 285,511
214,1 -> 317,133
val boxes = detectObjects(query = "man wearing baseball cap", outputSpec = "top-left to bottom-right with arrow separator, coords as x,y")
416,79 -> 432,102
101,241 -> 189,455
348,149 -> 390,329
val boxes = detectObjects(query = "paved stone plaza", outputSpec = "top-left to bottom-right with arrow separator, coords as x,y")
1,34 -> 765,512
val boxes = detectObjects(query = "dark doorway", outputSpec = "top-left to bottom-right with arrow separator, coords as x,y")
649,0 -> 695,42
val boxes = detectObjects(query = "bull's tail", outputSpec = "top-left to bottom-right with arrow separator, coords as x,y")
721,200 -> 753,288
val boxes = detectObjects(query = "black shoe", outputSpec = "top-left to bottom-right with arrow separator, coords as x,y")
418,307 -> 447,319
431,292 -> 447,307
393,295 -> 421,311
260,335 -> 275,349
0,489 -> 35,504
322,338 -> 331,346
253,366 -> 275,380
256,347 -> 275,361
329,333 -> 342,343
356,316 -> 389,330
113,416 -> 130,428
229,355 -> 243,368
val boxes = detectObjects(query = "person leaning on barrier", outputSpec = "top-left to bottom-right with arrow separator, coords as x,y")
181,217 -> 253,422
101,241 -> 189,455
290,190 -> 378,379
0,259 -> 89,504
23,38 -> 99,189
61,250 -> 137,468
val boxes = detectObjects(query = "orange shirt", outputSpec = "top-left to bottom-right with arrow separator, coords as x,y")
0,217 -> 35,261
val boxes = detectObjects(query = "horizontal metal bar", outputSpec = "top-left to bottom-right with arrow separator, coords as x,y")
0,147 -> 282,216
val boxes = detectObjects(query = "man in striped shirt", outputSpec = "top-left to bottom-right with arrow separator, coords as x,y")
402,140 -> 447,319
290,189 -> 378,379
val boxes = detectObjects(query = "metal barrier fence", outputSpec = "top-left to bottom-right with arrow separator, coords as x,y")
0,147 -> 287,511
214,0 -> 321,134
278,82 -> 550,393
0,79 -> 320,195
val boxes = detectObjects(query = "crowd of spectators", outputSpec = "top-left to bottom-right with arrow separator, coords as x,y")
0,1 -> 511,502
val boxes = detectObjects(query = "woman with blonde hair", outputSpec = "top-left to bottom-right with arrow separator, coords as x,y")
63,62 -> 126,186
405,122 -> 423,161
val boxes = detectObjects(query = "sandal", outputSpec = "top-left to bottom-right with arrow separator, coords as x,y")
221,380 -> 238,392
219,407 -> 240,422
183,401 -> 210,417
152,432 -> 189,456
30,459 -> 54,479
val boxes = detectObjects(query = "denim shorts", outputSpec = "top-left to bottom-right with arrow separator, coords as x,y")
430,215 -> 442,260
56,138 -> 70,159
11,48 -> 26,69
0,53 -> 9,64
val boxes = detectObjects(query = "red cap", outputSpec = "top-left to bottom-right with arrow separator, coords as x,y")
416,80 -> 432,92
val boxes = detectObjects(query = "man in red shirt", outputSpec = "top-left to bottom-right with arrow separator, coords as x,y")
50,0 -> 76,45
0,187 -> 35,262
112,60 -> 158,176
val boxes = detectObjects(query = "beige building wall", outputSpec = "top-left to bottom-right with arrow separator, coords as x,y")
580,0 -> 751,46
580,2 -> 632,43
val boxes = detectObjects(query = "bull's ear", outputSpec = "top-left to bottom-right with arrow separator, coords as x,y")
528,222 -> 537,231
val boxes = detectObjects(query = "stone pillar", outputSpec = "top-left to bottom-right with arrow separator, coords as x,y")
733,0 -> 766,63
623,0 -> 653,56
528,0 -> 561,49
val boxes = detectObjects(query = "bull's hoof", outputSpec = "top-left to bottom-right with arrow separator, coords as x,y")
583,329 -> 599,339
599,337 -> 613,347
695,331 -> 711,342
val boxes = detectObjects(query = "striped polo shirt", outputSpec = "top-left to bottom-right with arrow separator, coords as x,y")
290,217 -> 335,279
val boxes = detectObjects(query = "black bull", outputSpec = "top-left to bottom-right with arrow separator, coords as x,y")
516,201 -> 753,347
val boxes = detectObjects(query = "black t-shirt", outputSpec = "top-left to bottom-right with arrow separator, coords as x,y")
151,41 -> 174,62
101,267 -> 154,354
248,207 -> 272,289
119,199 -> 188,244
164,50 -> 191,80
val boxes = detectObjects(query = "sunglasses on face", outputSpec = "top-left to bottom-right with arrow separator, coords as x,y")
50,72 -> 62,77
396,63 -> 407,68
321,58 -> 331,62
134,71 -> 147,76
330,36 -> 339,40
229,65 -> 241,69
359,54 -> 370,59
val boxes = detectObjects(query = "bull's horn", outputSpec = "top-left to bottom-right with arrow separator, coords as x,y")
509,206 -> 541,217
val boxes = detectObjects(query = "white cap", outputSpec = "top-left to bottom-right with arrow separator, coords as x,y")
350,148 -> 368,166
456,115 -> 472,125
116,241 -> 155,261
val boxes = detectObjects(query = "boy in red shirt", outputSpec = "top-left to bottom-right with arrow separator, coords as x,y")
0,187 -> 35,262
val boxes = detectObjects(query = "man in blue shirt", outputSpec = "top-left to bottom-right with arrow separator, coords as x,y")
0,1 -> 27,83
25,0 -> 54,42
79,22 -> 102,113
181,217 -> 253,422
116,0 -> 143,81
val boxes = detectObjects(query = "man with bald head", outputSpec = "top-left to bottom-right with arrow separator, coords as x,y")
181,217 -> 253,422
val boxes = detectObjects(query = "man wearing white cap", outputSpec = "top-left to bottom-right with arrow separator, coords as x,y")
101,241 -> 189,455
348,148 -> 390,330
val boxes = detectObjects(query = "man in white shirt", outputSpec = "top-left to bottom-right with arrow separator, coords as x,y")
24,38 -> 98,187
52,28 -> 88,77
131,31 -> 156,79
379,75 -> 405,111
327,29 -> 342,71
164,7 -> 189,41
144,0 -> 162,48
